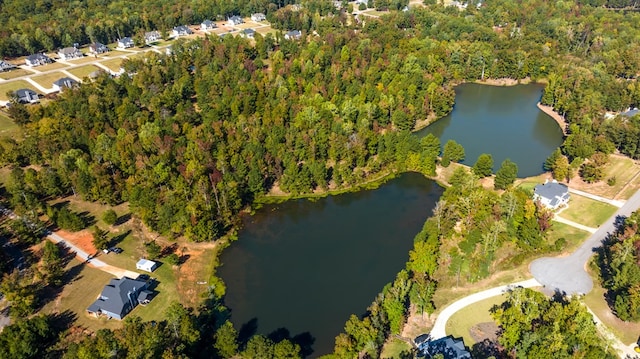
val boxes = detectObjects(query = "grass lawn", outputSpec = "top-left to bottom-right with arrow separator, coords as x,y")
31,71 -> 69,88
559,195 -> 618,228
64,56 -> 102,65
362,9 -> 390,16
0,80 -> 38,101
380,338 -> 412,358
100,58 -> 125,73
0,110 -> 19,136
67,65 -> 101,79
40,260 -> 123,332
584,281 -> 640,345
256,27 -> 277,36
100,50 -> 130,58
35,62 -> 69,72
0,68 -> 35,80
546,221 -> 590,253
445,294 -> 505,345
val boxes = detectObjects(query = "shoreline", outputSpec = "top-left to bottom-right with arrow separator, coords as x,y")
537,102 -> 568,135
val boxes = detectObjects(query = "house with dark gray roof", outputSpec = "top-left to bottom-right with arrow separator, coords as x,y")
415,335 -> 471,359
52,77 -> 78,92
251,13 -> 266,22
89,42 -> 109,54
25,53 -> 52,67
117,37 -> 135,49
201,20 -> 217,31
0,60 -> 16,72
172,25 -> 193,37
622,108 -> 640,118
145,31 -> 162,44
228,15 -> 244,25
533,180 -> 569,209
87,277 -> 152,320
284,30 -> 302,40
14,89 -> 39,104
58,46 -> 83,60
241,28 -> 256,38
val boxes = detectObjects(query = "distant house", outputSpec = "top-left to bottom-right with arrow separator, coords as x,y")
52,77 -> 78,92
251,13 -> 266,22
145,31 -> 162,44
25,53 -> 52,67
284,30 -> 302,40
136,259 -> 158,273
89,42 -> 109,55
241,28 -> 256,38
533,180 -> 570,210
13,89 -> 39,104
415,335 -> 471,359
228,15 -> 244,26
0,60 -> 16,72
87,277 -> 152,320
58,46 -> 83,61
171,25 -> 192,38
117,37 -> 135,49
622,108 -> 640,118
354,0 -> 368,6
201,20 -> 217,31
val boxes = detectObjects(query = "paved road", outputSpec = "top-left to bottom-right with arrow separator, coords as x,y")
429,278 -> 541,339
531,189 -> 640,295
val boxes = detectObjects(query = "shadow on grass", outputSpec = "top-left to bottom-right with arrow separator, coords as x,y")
115,213 -> 132,226
35,248 -> 85,311
110,230 -> 131,246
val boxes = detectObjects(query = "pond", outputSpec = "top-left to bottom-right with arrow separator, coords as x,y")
218,173 -> 443,356
415,83 -> 564,177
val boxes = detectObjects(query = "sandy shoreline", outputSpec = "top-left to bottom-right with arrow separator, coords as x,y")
537,102 -> 568,135
474,77 -> 533,86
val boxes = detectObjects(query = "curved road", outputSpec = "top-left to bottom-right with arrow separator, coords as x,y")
530,189 -> 640,295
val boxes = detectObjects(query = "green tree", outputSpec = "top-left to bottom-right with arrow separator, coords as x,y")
102,209 -> 118,226
0,315 -> 56,359
441,140 -> 465,167
214,321 -> 239,358
92,226 -> 109,251
472,153 -> 493,177
144,241 -> 161,260
41,240 -> 64,286
494,159 -> 518,190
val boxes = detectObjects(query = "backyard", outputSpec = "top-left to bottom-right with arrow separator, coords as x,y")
559,195 -> 618,228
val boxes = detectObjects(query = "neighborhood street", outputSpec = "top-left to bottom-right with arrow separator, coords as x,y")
530,188 -> 640,295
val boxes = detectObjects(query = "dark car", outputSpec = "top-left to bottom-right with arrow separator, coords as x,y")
110,247 -> 123,254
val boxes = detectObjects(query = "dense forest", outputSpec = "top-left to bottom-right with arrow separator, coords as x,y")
2,0 -> 640,357
596,210 -> 640,322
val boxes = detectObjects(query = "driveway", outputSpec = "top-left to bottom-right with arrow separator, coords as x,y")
530,189 -> 640,295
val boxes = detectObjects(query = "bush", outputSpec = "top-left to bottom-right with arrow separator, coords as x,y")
165,253 -> 180,265
607,177 -> 617,186
102,209 -> 118,225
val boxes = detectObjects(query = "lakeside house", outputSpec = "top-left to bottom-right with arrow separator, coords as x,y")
201,20 -> 217,31
58,46 -> 83,60
25,53 -> 52,67
87,276 -> 153,320
415,334 -> 471,359
251,13 -> 266,22
117,37 -> 135,49
228,15 -> 244,26
136,258 -> 158,273
13,89 -> 39,104
52,77 -> 79,92
533,180 -> 570,210
89,42 -> 109,55
145,31 -> 162,44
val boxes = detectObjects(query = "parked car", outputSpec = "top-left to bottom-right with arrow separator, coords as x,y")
109,247 -> 123,254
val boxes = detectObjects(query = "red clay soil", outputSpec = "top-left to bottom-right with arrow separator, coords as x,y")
56,229 -> 98,256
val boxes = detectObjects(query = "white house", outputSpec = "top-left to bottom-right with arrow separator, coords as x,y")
117,37 -> 135,49
284,30 -> 302,40
201,20 -> 217,31
145,31 -> 162,44
58,47 -> 83,60
52,77 -> 78,92
251,13 -> 266,22
136,258 -> 158,273
228,15 -> 244,26
171,25 -> 192,38
0,60 -> 16,72
89,42 -> 109,54
241,28 -> 256,38
25,53 -> 52,67
533,180 -> 570,210
14,88 -> 39,104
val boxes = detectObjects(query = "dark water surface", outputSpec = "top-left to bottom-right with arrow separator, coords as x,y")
415,83 -> 564,177
219,84 -> 563,356
219,173 -> 443,356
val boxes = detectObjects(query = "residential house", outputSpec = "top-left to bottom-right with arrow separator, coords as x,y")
117,37 -> 135,49
622,108 -> 640,118
0,60 -> 16,72
354,0 -> 368,6
533,180 -> 570,210
228,15 -> 244,26
145,31 -> 162,44
415,334 -> 471,359
136,258 -> 158,273
58,46 -> 83,61
87,277 -> 152,320
171,25 -> 192,38
89,42 -> 109,55
241,28 -> 256,38
251,13 -> 266,22
52,77 -> 78,92
284,30 -> 302,40
25,53 -> 52,67
201,20 -> 217,31
14,89 -> 39,104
